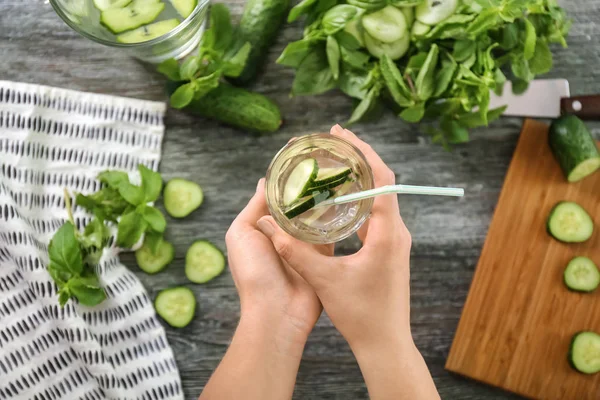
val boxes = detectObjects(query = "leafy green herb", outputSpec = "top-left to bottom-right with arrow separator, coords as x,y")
326,36 -> 341,80
292,49 -> 337,96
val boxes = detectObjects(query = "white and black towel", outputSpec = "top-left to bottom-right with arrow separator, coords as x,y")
0,81 -> 183,400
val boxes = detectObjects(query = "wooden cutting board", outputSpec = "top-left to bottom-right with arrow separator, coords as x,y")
446,119 -> 600,400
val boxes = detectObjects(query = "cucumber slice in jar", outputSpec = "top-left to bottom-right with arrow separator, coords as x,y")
135,238 -> 174,274
412,20 -> 431,37
362,6 -> 407,43
569,332 -> 600,374
185,240 -> 226,283
155,287 -> 196,328
171,0 -> 197,18
284,190 -> 334,219
164,178 -> 204,218
283,158 -> 319,206
564,257 -> 600,292
547,202 -> 594,243
93,0 -> 132,11
117,18 -> 180,43
416,0 -> 458,26
101,1 -> 165,33
364,32 -> 410,60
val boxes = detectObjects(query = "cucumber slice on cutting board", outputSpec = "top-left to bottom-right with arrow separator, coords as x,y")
171,0 -> 197,18
549,115 -> 600,183
101,1 -> 165,33
164,178 -> 204,218
284,190 -> 333,219
362,6 -> 407,43
135,238 -> 174,274
185,240 -> 226,283
564,256 -> 600,292
547,202 -> 594,243
94,0 -> 132,11
117,18 -> 179,43
155,287 -> 196,328
569,331 -> 600,374
283,158 -> 319,206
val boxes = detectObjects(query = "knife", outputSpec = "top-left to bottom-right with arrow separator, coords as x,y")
489,79 -> 600,119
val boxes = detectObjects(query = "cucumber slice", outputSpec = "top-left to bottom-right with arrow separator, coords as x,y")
312,167 -> 352,186
155,287 -> 196,328
135,238 -> 174,274
569,331 -> 600,374
171,0 -> 197,18
283,158 -> 319,206
284,190 -> 333,219
117,18 -> 179,43
564,257 -> 600,292
344,18 -> 365,47
299,180 -> 353,226
399,6 -> 414,27
549,115 -> 600,183
164,178 -> 204,218
416,0 -> 458,26
547,202 -> 594,243
304,176 -> 348,195
185,241 -> 226,283
94,0 -> 132,11
411,20 -> 431,36
101,1 -> 165,34
362,6 -> 407,43
364,32 -> 410,60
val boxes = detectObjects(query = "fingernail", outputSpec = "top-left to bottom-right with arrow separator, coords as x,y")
331,124 -> 344,135
257,217 -> 275,238
256,178 -> 265,192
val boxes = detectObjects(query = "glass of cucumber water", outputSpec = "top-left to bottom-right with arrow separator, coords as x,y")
265,134 -> 375,244
50,0 -> 208,63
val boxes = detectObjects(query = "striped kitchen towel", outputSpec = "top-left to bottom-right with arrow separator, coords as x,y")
0,81 -> 183,400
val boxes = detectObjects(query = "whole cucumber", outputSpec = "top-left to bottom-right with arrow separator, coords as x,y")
167,82 -> 282,133
230,0 -> 290,85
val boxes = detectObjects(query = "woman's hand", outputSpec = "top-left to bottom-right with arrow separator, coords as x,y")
255,125 -> 440,400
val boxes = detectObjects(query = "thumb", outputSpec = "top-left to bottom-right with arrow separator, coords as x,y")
257,216 -> 336,288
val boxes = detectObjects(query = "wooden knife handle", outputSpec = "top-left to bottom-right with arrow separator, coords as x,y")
561,95 -> 600,119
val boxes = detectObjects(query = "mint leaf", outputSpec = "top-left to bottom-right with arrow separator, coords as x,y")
335,31 -> 362,50
49,222 -> 83,276
192,72 -> 221,100
523,18 -> 537,60
415,44 -> 439,102
326,36 -> 341,80
170,83 -> 195,109
339,69 -> 370,99
179,56 -> 200,81
138,164 -> 162,203
288,0 -> 317,22
433,52 -> 457,97
222,43 -> 252,77
157,58 -> 181,81
81,217 -> 108,250
380,55 -> 412,107
58,288 -> 70,307
139,206 -> 166,233
322,5 -> 361,36
277,40 -> 313,67
453,40 -> 476,62
456,105 -> 507,128
209,4 -> 233,52
399,102 -> 426,123
98,171 -> 129,188
48,263 -> 71,285
340,47 -> 370,70
76,188 -> 128,222
117,211 -> 148,248
348,86 -> 378,125
292,50 -> 336,96
529,40 -> 553,75
441,118 -> 470,144
466,8 -> 502,35
68,275 -> 106,307
116,181 -> 144,206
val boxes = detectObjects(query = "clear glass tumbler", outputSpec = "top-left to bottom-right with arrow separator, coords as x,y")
49,0 -> 209,63
265,134 -> 375,244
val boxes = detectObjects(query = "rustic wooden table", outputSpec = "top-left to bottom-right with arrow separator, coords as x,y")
2,1 -> 598,398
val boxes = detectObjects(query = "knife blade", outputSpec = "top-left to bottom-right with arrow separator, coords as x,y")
489,79 -> 600,119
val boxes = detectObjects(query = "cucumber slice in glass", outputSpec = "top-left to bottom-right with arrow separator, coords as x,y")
564,257 -> 600,292
101,1 -> 165,34
164,178 -> 204,218
93,0 -> 132,11
117,18 -> 180,43
412,20 -> 431,36
364,32 -> 410,60
312,167 -> 352,186
362,6 -> 407,43
185,240 -> 226,283
135,238 -> 174,274
284,190 -> 334,219
569,331 -> 600,374
416,0 -> 458,26
171,0 -> 197,18
283,158 -> 319,206
547,202 -> 594,243
155,287 -> 196,328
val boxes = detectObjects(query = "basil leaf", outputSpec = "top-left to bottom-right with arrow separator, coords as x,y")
511,55 -> 533,81
529,40 -> 553,75
380,54 -> 412,107
48,222 -> 83,277
157,58 -> 181,81
523,18 -> 537,60
478,86 -> 490,125
347,0 -> 385,11
48,263 -> 71,286
498,22 -> 519,50
441,117 -> 470,144
76,188 -> 128,223
68,275 -> 106,307
139,205 -> 166,233
512,79 -> 529,95
339,69 -> 369,99
288,0 -> 318,23
81,217 -> 108,250
210,3 -> 233,52
340,47 -> 370,70
399,102 -> 425,123
144,232 -> 164,255
466,8 -> 502,35
138,164 -> 162,203
348,86 -> 378,124
170,83 -> 195,109
315,0 -> 338,13
326,36 -> 341,80
58,288 -> 70,307
117,211 -> 148,248
277,40 -> 314,67
322,5 -> 361,36
97,171 -> 129,188
456,105 -> 507,128
179,56 -> 200,81
433,52 -> 457,97
292,49 -> 336,96
453,40 -> 476,62
222,42 -> 252,77
415,44 -> 439,101
116,181 -> 144,206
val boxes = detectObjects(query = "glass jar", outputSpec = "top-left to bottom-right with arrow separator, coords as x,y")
265,134 -> 375,244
